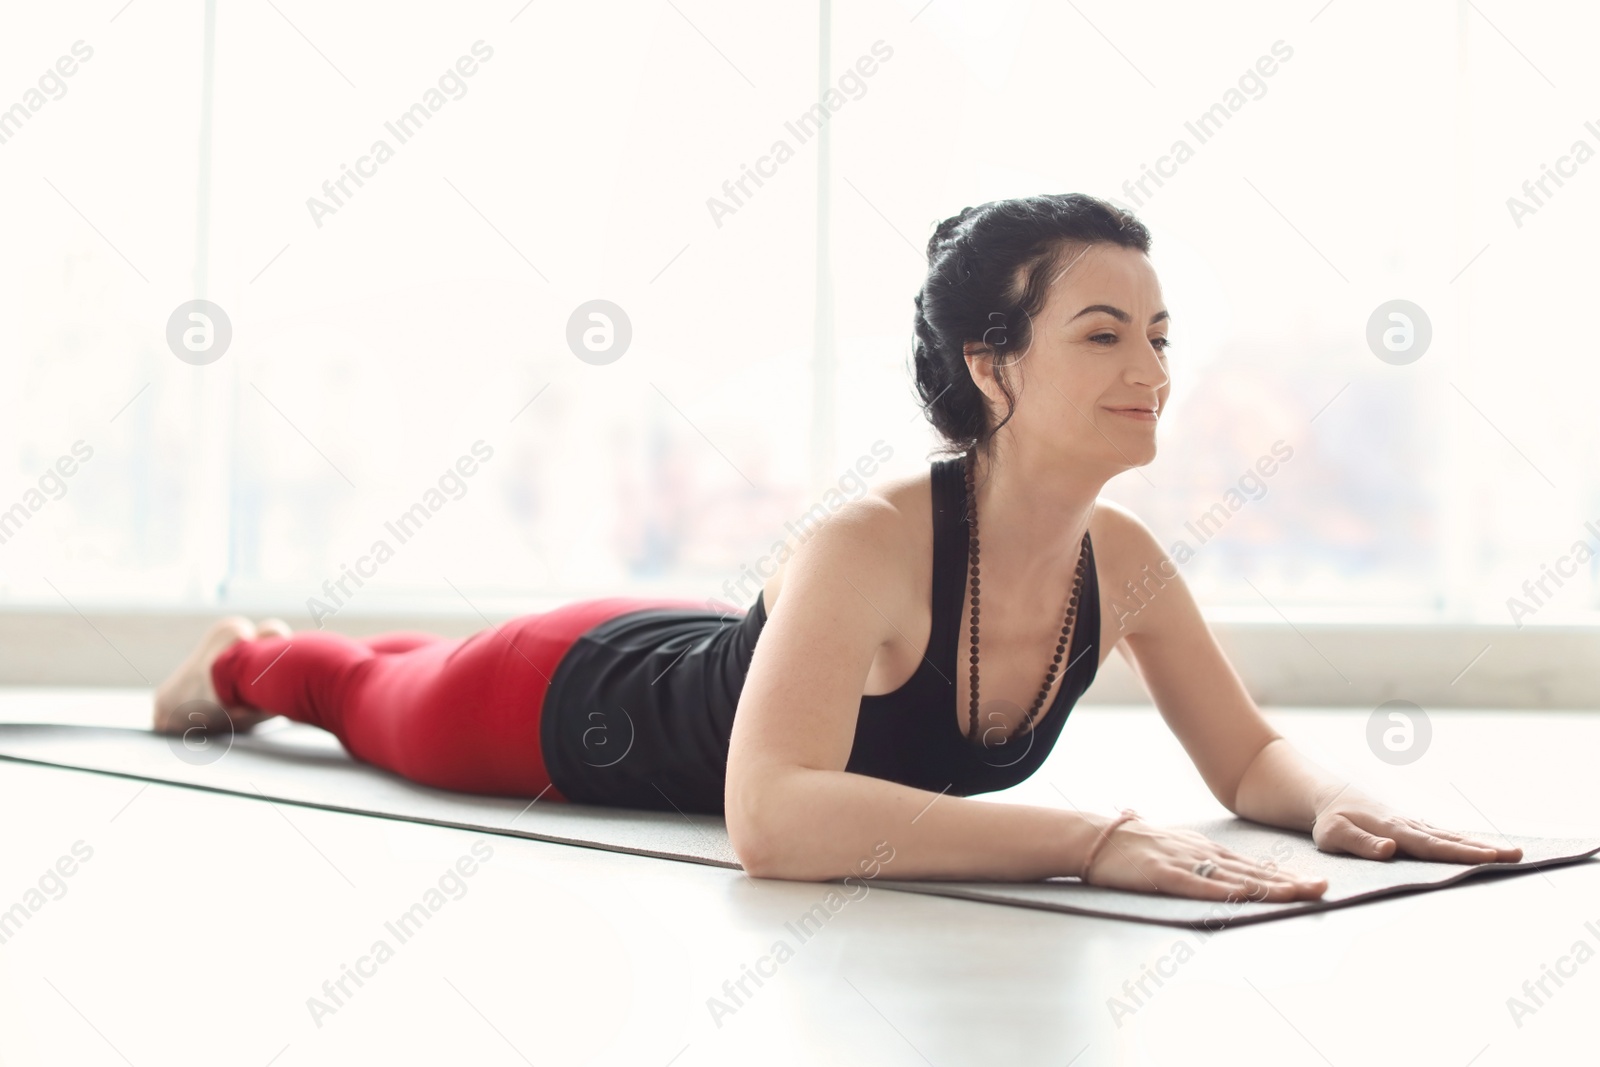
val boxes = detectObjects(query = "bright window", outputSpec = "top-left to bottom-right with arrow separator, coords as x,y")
3,0 -> 1597,629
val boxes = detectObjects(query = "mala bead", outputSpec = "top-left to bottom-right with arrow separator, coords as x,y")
963,447 -> 1090,746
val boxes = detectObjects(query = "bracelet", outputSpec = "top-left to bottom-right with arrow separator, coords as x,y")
1079,808 -> 1141,882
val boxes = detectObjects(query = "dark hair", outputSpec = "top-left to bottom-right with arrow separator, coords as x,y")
911,193 -> 1152,460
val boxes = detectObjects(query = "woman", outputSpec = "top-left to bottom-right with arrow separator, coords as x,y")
153,193 -> 1522,903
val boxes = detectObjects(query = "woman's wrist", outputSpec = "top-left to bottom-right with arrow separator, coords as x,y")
1234,737 -> 1359,833
1072,807 -> 1141,882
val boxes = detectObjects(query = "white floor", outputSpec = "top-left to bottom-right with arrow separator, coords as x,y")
0,689 -> 1596,1066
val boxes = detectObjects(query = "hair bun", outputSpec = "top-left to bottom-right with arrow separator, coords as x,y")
927,205 -> 978,260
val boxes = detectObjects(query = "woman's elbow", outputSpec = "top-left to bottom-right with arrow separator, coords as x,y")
730,829 -> 783,879
727,810 -> 789,879
726,787 -> 779,878
725,770 -> 813,880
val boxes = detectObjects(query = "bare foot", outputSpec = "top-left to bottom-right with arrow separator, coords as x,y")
153,617 -> 260,735
224,618 -> 294,730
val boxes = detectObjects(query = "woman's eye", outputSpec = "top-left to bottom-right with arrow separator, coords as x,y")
1089,333 -> 1173,351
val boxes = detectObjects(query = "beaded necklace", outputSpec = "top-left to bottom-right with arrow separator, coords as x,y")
963,447 -> 1091,745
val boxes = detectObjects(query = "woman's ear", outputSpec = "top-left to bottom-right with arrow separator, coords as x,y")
964,340 -> 999,404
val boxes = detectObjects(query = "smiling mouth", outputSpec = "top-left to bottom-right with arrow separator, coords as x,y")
1105,406 -> 1158,421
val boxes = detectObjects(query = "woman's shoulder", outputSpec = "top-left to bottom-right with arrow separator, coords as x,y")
759,463 -> 933,618
1088,497 -> 1169,561
1090,496 -> 1150,537
1086,497 -> 1186,639
863,462 -> 935,527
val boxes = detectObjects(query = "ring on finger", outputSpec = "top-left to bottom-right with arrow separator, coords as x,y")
1193,860 -> 1218,878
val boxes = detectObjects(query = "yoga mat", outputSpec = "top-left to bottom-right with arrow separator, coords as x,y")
1,722 -> 1593,928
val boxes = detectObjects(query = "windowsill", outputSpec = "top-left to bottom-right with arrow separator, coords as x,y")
0,604 -> 1594,708
5,595 -> 1596,628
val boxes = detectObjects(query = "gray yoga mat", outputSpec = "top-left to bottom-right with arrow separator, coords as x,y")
0,722 -> 1593,928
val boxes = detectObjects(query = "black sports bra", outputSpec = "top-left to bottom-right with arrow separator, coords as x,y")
538,455 -> 1102,814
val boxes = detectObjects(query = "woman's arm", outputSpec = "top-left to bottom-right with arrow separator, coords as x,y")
1235,738 -> 1521,862
725,497 -> 1326,899
724,497 -> 1099,881
734,765 -> 1113,883
1109,505 -> 1522,864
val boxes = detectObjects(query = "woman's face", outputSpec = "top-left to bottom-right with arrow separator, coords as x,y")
967,242 -> 1171,471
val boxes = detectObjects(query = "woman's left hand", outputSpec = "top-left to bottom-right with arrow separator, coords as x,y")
1311,790 -> 1524,864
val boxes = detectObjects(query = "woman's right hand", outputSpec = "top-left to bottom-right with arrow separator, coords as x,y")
1084,819 -> 1329,902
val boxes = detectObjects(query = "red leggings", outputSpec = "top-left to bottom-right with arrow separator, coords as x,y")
210,597 -> 712,801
